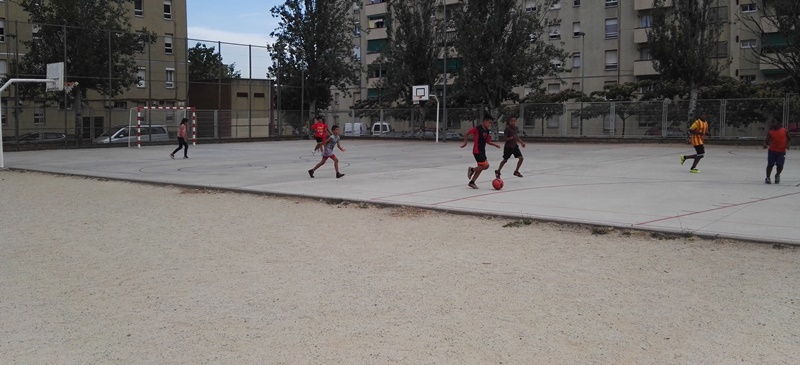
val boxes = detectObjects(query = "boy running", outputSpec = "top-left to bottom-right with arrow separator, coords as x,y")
495,117 -> 526,178
680,112 -> 709,173
308,125 -> 346,179
311,116 -> 331,155
763,120 -> 791,184
460,114 -> 501,189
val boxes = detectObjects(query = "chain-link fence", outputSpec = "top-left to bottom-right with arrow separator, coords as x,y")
2,20 -> 798,147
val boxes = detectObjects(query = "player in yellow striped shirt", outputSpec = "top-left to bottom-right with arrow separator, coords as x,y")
679,112 -> 709,173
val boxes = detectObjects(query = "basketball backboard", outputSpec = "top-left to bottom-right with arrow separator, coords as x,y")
46,62 -> 64,92
412,85 -> 429,104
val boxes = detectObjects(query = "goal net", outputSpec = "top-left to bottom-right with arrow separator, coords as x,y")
127,106 -> 197,148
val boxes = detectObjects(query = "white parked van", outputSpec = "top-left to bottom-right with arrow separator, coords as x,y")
344,122 -> 367,137
371,122 -> 391,136
94,125 -> 170,144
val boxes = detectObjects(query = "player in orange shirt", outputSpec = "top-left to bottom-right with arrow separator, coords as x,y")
311,116 -> 331,155
680,112 -> 709,173
763,120 -> 791,184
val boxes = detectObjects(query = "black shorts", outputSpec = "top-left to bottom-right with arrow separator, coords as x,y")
694,145 -> 705,155
473,152 -> 487,164
315,137 -> 323,143
502,146 -> 522,160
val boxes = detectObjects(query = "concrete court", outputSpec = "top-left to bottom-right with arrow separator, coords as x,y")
3,138 -> 799,244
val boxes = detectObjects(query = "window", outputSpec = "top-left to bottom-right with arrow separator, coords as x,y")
353,23 -> 361,37
573,0 -> 581,6
369,17 -> 385,29
367,39 -> 386,53
137,68 -> 146,88
605,50 -> 618,70
640,47 -> 652,60
547,83 -> 560,94
32,24 -> 41,40
164,34 -> 173,54
712,41 -> 728,58
547,115 -> 560,129
372,68 -> 386,78
236,92 -> 248,97
34,104 -> 45,125
1,101 -> 6,126
353,45 -> 361,60
573,22 -> 582,37
114,101 -> 128,109
525,0 -> 537,12
741,3 -> 757,13
254,92 -> 265,98
134,0 -> 143,16
0,60 -> 6,79
571,112 -> 580,128
639,14 -> 652,28
572,52 -> 581,68
740,39 -> 756,48
572,82 -> 580,91
605,0 -> 618,7
163,0 -> 172,20
711,6 -> 728,23
605,18 -> 618,39
740,75 -> 756,83
548,25 -> 561,40
165,68 -> 175,88
0,18 -> 5,42
551,59 -> 564,71
550,1 -> 561,10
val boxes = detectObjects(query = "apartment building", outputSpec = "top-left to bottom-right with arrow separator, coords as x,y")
0,0 -> 188,140
346,0 -> 783,109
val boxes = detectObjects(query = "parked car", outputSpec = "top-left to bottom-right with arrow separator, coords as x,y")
94,125 -> 169,144
16,132 -> 67,143
443,130 -> 462,140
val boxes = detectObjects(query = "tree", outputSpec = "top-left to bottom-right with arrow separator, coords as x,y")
738,0 -> 800,92
648,0 -> 729,122
269,0 -> 361,123
188,43 -> 242,80
451,0 -> 567,119
375,0 -> 442,107
15,0 -> 156,143
16,0 -> 156,98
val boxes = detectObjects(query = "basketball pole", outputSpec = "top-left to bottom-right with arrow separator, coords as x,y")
432,95 -> 440,143
0,79 -> 52,169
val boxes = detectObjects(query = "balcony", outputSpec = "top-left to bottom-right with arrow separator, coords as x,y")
634,28 -> 649,43
367,77 -> 384,88
760,17 -> 779,34
366,27 -> 387,40
444,0 -> 461,4
634,0 -> 671,11
634,60 -> 659,76
365,1 -> 388,16
365,53 -> 380,65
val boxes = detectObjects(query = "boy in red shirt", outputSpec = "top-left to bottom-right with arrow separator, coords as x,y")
311,116 -> 331,155
460,114 -> 501,189
764,120 -> 791,184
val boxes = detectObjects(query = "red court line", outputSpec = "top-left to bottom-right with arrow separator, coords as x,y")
635,191 -> 800,226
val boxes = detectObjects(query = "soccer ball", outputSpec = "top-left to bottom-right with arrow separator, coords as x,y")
492,178 -> 504,190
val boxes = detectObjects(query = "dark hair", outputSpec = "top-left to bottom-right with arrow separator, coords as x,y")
483,114 -> 494,121
180,118 -> 188,125
331,125 -> 339,131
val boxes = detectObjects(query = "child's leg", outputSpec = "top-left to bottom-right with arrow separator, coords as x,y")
332,156 -> 340,173
690,156 -> 703,169
473,162 -> 489,180
497,158 -> 508,172
515,156 -> 524,173
312,157 -> 328,171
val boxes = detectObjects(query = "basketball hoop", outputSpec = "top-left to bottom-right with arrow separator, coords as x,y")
63,82 -> 78,94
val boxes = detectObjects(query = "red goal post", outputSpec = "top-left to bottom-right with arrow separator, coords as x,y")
135,106 -> 197,149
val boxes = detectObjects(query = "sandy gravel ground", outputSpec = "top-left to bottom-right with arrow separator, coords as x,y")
1,170 -> 799,364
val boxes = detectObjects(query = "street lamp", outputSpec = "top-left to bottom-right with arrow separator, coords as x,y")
577,31 -> 585,94
577,31 -> 586,136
